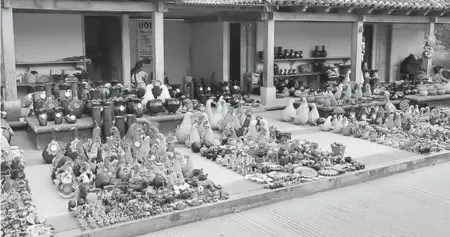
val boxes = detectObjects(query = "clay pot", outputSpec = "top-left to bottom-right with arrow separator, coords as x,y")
164,98 -> 181,114
54,109 -> 63,125
67,82 -> 85,118
427,88 -> 437,96
115,116 -> 126,138
437,88 -> 446,95
90,89 -> 101,100
92,105 -> 102,126
293,100 -> 302,109
102,103 -> 114,138
126,114 -> 137,133
38,113 -> 48,126
110,87 -> 121,99
99,86 -> 110,100
113,99 -> 127,116
151,81 -> 162,98
146,99 -> 164,116
419,90 -> 428,96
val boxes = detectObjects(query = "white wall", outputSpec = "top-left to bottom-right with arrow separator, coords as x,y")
190,22 -> 224,84
389,24 -> 425,81
13,13 -> 84,74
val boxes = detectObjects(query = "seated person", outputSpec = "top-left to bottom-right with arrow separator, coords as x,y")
130,61 -> 148,89
432,66 -> 449,83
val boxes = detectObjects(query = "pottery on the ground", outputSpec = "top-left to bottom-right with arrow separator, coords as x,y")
147,99 -> 164,116
164,98 -> 181,114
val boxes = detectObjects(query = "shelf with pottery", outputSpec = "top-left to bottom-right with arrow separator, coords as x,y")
260,56 -> 351,64
273,72 -> 325,78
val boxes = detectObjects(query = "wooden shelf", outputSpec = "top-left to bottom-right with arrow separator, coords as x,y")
274,72 -> 324,78
16,60 -> 89,66
259,56 -> 350,63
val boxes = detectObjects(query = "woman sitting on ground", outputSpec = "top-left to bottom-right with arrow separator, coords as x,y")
432,66 -> 449,83
130,61 -> 149,89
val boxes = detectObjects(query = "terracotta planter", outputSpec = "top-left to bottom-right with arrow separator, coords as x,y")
146,99 -> 164,116
164,98 -> 181,114
115,115 -> 126,138
102,103 -> 114,138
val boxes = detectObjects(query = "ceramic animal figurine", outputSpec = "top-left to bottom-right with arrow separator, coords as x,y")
281,99 -> 296,122
308,103 -> 320,125
176,112 -> 192,143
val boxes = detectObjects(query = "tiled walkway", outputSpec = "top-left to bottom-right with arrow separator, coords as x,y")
141,161 -> 450,237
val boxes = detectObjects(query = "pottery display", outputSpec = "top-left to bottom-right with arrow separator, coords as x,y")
42,83 -> 58,121
67,81 -> 85,119
164,98 -> 181,114
319,45 -> 328,57
313,45 -> 321,57
147,99 -> 164,116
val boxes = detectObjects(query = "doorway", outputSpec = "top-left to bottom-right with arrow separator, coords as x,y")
363,24 -> 374,69
229,23 -> 241,85
85,16 -> 122,82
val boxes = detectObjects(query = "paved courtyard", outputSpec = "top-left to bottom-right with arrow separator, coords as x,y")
141,161 -> 450,237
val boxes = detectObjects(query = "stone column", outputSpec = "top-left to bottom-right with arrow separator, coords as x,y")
261,18 -> 275,105
351,20 -> 364,83
152,11 -> 164,82
121,14 -> 131,86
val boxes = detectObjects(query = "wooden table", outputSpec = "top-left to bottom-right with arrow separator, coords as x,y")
405,94 -> 450,107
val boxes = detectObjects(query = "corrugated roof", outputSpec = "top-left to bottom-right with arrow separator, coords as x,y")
173,0 -> 449,11
271,0 -> 449,11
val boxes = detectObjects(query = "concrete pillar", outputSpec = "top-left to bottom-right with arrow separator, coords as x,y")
121,14 -> 131,86
2,1 -> 17,101
424,22 -> 435,77
351,20 -> 364,83
152,11 -> 164,82
222,22 -> 230,83
261,18 -> 275,105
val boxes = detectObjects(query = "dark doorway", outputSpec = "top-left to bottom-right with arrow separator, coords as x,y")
229,23 -> 241,85
363,24 -> 374,69
85,16 -> 122,82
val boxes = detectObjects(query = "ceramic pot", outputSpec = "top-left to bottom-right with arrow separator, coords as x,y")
315,95 -> 325,105
152,81 -> 162,98
110,87 -> 121,99
54,107 -> 63,125
67,82 -> 85,118
38,112 -> 48,126
437,88 -> 446,95
126,95 -> 138,113
114,99 -> 127,116
313,45 -> 321,57
132,98 -> 144,117
289,49 -> 295,58
419,90 -> 428,96
99,86 -> 110,100
428,88 -> 437,96
126,114 -> 137,133
32,86 -> 46,114
147,99 -> 164,116
92,105 -> 102,126
102,103 -> 114,138
283,49 -> 289,58
320,45 -> 328,57
293,100 -> 302,109
90,89 -> 101,100
164,98 -> 181,114
42,83 -> 57,121
115,116 -> 126,138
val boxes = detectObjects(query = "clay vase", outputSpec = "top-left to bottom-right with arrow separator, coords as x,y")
132,98 -> 144,118
126,114 -> 137,133
164,98 -> 181,114
313,45 -> 321,57
54,107 -> 63,125
115,115 -> 126,138
67,82 -> 85,118
42,83 -> 57,121
152,81 -> 163,98
113,99 -> 127,116
102,102 -> 114,138
37,112 -> 48,126
320,45 -> 328,57
91,103 -> 102,126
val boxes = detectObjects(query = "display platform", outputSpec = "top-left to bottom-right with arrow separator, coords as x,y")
405,94 -> 450,107
15,110 -> 450,237
26,115 -> 94,150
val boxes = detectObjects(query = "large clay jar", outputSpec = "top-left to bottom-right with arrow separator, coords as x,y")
32,85 -> 46,115
115,115 -> 126,138
126,114 -> 137,133
146,99 -> 164,116
102,102 -> 114,138
42,83 -> 57,121
91,102 -> 102,126
126,95 -> 138,114
67,82 -> 85,118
